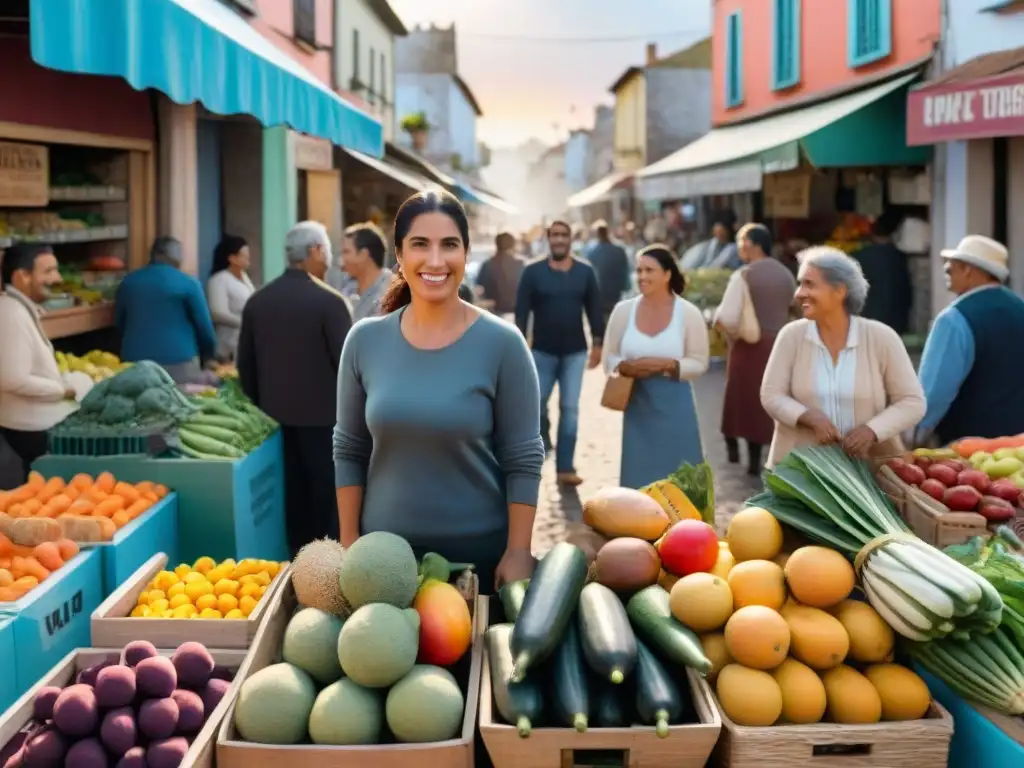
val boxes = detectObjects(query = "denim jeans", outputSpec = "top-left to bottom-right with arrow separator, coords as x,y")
533,350 -> 587,474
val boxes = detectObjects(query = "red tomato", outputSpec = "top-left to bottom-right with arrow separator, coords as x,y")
657,520 -> 719,576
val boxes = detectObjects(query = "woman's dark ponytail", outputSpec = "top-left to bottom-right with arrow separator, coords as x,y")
378,267 -> 411,314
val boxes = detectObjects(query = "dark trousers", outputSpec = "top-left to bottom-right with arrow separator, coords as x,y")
725,436 -> 764,476
281,425 -> 339,557
0,427 -> 49,488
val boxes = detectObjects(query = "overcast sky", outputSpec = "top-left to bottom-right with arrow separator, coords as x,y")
388,0 -> 711,148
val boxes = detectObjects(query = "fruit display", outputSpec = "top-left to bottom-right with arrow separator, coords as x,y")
130,558 -> 283,620
0,536 -> 79,602
0,471 -> 168,544
56,351 -> 131,383
0,640 -> 234,768
230,533 -> 475,746
824,212 -> 872,254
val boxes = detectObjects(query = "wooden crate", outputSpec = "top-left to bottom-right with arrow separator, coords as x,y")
90,553 -> 288,649
216,572 -> 483,768
903,487 -> 989,549
478,612 -> 721,768
710,694 -> 953,767
0,647 -> 250,768
874,465 -> 909,516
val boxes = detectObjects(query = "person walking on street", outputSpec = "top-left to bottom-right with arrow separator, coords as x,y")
515,220 -> 604,486
341,222 -> 393,322
205,235 -> 254,362
586,219 -> 631,324
0,243 -> 77,486
851,212 -> 913,335
714,224 -> 796,475
915,236 -> 1024,445
237,221 -> 353,556
115,237 -> 217,384
476,231 -> 525,315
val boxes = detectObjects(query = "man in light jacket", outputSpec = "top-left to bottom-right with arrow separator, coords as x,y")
0,243 -> 77,486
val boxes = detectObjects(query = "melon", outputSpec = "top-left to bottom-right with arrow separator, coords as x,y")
830,599 -> 894,663
337,532 -> 419,609
337,604 -> 420,688
726,507 -> 783,561
291,539 -> 350,616
669,573 -> 733,632
782,603 -> 850,670
863,664 -> 931,721
723,606 -> 790,670
727,560 -> 786,611
772,658 -> 827,724
784,547 -> 855,608
282,608 -> 345,685
699,633 -> 732,683
308,678 -> 384,745
821,665 -> 882,724
234,663 -> 316,745
716,664 -> 782,726
582,487 -> 670,541
386,665 -> 465,743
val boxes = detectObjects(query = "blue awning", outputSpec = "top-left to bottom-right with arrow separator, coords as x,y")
28,0 -> 383,157
454,182 -> 519,215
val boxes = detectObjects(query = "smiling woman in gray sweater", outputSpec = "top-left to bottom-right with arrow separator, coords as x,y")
333,190 -> 544,594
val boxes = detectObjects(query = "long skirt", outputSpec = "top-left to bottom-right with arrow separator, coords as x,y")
721,335 -> 775,446
621,376 -> 704,489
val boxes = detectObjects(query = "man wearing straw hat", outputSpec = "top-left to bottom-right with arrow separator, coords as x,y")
915,235 -> 1024,446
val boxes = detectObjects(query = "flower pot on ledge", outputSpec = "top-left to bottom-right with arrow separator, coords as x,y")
410,129 -> 428,151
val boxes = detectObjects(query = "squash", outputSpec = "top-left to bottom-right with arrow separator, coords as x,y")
639,480 -> 701,524
582,488 -> 670,541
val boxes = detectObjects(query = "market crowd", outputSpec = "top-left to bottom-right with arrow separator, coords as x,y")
2,189 -> 1024,593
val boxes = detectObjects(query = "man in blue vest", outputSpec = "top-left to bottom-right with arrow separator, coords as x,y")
916,235 -> 1024,446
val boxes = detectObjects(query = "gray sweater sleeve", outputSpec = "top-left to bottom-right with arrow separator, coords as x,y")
494,330 -> 545,506
333,324 -> 372,487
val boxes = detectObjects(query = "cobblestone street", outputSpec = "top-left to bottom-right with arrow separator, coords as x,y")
531,361 -> 763,556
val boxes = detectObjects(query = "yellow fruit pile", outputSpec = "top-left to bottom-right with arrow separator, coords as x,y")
130,557 -> 282,620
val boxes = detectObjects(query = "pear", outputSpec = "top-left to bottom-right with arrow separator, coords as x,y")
970,451 -> 992,469
981,456 -> 1024,479
992,447 -> 1019,461
1009,471 -> 1024,491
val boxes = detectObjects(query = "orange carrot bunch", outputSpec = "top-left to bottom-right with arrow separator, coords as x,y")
0,534 -> 79,602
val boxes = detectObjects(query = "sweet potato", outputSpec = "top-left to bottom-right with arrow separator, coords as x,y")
33,542 -> 64,571
70,474 -> 94,491
94,497 -> 125,518
95,472 -> 116,494
0,515 -> 62,546
57,539 -> 80,560
56,515 -> 108,543
42,494 -> 73,518
26,472 -> 45,491
113,483 -> 140,504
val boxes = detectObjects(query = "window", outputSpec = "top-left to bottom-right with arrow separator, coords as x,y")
725,11 -> 743,108
369,46 -> 376,103
772,0 -> 801,90
352,29 -> 361,86
847,0 -> 892,68
294,0 -> 316,48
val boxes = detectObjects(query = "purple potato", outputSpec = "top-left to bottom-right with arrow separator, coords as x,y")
21,726 -> 65,768
121,642 -> 158,669
168,691 -> 203,734
144,738 -> 187,768
52,685 -> 98,738
112,747 -> 145,768
100,708 -> 136,756
199,679 -> 230,717
169,643 -> 214,691
137,699 -> 178,741
76,661 -> 114,688
134,658 -> 176,700
32,687 -> 61,722
64,738 -> 108,768
95,667 -> 136,710
208,666 -> 233,682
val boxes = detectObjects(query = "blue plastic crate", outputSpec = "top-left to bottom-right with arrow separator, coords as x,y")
82,493 -> 179,596
0,617 -> 16,714
2,549 -> 104,703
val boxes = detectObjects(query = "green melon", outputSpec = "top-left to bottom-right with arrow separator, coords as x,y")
234,663 -> 316,744
308,678 -> 384,745
337,604 -> 420,688
337,531 -> 419,609
386,665 -> 465,743
282,608 -> 345,685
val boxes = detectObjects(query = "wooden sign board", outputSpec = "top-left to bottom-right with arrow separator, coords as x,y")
0,142 -> 48,207
763,173 -> 811,219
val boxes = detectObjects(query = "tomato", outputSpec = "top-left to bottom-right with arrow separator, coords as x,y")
657,520 -> 719,576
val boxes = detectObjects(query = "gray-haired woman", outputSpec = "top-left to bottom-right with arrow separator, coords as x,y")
760,246 -> 925,468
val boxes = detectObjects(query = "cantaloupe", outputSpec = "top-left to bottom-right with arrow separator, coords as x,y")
726,508 -> 783,561
821,665 -> 882,724
727,560 -> 786,611
699,633 -> 732,683
782,603 -> 850,670
864,664 -> 931,721
772,658 -> 826,724
291,539 -> 350,616
723,606 -> 790,670
830,599 -> 894,663
784,547 -> 855,608
337,532 -> 419,610
716,664 -> 783,726
669,573 -> 733,632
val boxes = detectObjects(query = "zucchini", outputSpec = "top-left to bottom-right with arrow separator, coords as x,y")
578,582 -> 636,684
499,579 -> 530,622
625,586 -> 712,675
485,624 -> 544,738
510,542 -> 588,681
634,639 -> 684,738
549,618 -> 590,732
593,682 -> 630,728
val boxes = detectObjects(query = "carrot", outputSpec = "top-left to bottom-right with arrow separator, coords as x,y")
70,473 -> 94,491
113,482 -> 140,504
141,492 -> 158,504
9,544 -> 34,558
135,481 -> 155,495
9,556 -> 27,579
13,575 -> 39,591
26,472 -> 45,491
21,557 -> 49,582
56,539 -> 79,560
6,504 -> 24,518
153,484 -> 168,499
20,499 -> 42,517
63,485 -> 80,502
84,487 -> 108,504
35,477 -> 65,504
66,499 -> 95,516
0,587 -> 19,602
0,533 -> 12,557
0,569 -> 12,587
125,499 -> 151,519
95,472 -> 116,494
111,511 -> 131,529
7,485 -> 36,505
93,497 -> 125,518
0,491 -> 11,514
0,558 -> 9,570
33,542 -> 63,571
42,494 -> 73,518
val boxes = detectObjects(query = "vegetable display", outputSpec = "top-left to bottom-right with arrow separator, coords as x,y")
130,557 -> 283,620
0,537 -> 79,602
64,361 -> 197,431
177,380 -> 278,460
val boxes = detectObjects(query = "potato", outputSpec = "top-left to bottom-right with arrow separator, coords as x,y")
23,725 -> 67,768
200,678 -> 230,717
100,707 -> 137,756
122,641 -> 158,669
170,690 -> 204,733
138,699 -> 179,741
170,643 -> 214,690
112,747 -> 145,768
53,685 -> 99,738
33,686 -> 62,721
65,738 -> 108,768
76,661 -> 114,688
145,738 -> 188,768
135,657 -> 176,699
95,666 -> 135,709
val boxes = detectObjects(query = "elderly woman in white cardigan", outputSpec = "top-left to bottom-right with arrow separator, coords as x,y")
603,244 -> 710,489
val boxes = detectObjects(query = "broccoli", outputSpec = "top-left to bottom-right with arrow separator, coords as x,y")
107,361 -> 170,398
136,386 -> 177,417
99,394 -> 136,424
78,377 -> 112,414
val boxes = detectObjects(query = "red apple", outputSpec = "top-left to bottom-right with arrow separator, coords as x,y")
920,478 -> 948,502
914,456 -> 933,471
978,495 -> 1016,523
926,463 -> 960,487
656,520 -> 719,576
890,459 -> 926,486
988,479 -> 1022,505
938,459 -> 966,473
943,485 -> 983,511
956,469 -> 991,494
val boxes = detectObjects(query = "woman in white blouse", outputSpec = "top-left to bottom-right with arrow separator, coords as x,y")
603,244 -> 710,489
206,235 -> 255,362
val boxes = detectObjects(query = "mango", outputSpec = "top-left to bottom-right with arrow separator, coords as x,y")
981,456 -> 1023,479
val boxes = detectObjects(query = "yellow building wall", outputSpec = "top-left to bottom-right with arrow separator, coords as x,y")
613,73 -> 646,171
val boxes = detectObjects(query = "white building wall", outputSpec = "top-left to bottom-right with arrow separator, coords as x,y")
447,80 -> 479,168
395,72 -> 451,158
336,0 -> 397,140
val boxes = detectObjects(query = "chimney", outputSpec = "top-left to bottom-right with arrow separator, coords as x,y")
646,43 -> 658,65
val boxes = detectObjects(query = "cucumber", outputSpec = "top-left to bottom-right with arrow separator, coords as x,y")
549,617 -> 590,732
485,624 -> 544,738
510,543 -> 588,681
499,579 -> 530,621
593,682 -> 630,728
625,586 -> 712,675
578,582 -> 637,684
634,639 -> 684,738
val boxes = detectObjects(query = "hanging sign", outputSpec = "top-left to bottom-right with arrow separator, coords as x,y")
906,71 -> 1024,145
763,173 -> 811,219
0,142 -> 48,207
293,134 -> 334,171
